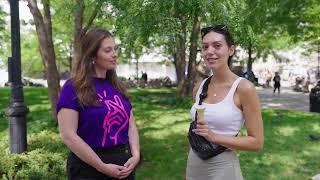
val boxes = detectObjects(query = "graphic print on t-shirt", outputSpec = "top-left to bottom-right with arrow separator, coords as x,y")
98,91 -> 129,146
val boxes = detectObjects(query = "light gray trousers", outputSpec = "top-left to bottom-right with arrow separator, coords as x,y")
186,149 -> 244,180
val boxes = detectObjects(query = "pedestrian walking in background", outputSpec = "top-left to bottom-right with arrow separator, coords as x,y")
273,72 -> 281,96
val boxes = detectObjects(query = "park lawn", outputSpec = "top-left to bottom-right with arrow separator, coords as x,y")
0,87 -> 320,179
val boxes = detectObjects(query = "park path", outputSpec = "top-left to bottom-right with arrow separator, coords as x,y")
256,86 -> 310,112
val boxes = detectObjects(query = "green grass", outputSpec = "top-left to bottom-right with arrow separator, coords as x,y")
0,87 -> 320,179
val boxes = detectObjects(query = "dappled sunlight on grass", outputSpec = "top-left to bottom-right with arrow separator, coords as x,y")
276,126 -> 299,137
242,152 -> 309,179
131,90 -> 320,179
142,124 -> 189,140
137,132 -> 189,180
311,124 -> 320,131
141,118 -> 189,139
129,88 -> 176,95
0,87 -> 320,179
241,108 -> 320,179
28,104 -> 51,111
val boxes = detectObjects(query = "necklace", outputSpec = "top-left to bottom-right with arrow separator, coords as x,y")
210,81 -> 217,97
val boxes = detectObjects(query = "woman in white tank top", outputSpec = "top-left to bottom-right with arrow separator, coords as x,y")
186,25 -> 264,180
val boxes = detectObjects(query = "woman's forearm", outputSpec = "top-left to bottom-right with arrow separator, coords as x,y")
61,133 -> 105,172
210,133 -> 263,151
128,118 -> 140,158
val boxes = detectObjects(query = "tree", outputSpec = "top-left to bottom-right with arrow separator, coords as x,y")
21,30 -> 43,78
298,0 -> 320,47
229,0 -> 316,72
26,0 -> 109,118
48,0 -> 109,74
0,4 -> 9,68
46,0 -> 105,72
0,4 -> 7,43
27,0 -> 60,118
112,0 -> 220,96
71,0 -> 104,69
224,0 -> 273,72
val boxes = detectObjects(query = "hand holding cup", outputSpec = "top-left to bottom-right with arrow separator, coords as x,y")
196,105 -> 205,122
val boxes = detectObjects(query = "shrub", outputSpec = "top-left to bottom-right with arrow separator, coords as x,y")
0,145 -> 66,179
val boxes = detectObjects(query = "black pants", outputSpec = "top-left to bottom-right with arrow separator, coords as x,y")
67,143 -> 135,180
274,83 -> 280,94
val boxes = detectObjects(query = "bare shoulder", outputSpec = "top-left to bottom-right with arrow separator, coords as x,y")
237,78 -> 257,95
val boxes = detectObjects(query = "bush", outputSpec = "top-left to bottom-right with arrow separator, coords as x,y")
0,148 -> 66,179
0,131 -> 67,179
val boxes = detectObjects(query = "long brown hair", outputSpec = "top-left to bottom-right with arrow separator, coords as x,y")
71,29 -> 130,107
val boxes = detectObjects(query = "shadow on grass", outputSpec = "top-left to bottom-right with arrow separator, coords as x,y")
0,87 -> 54,133
0,88 -> 10,132
130,91 -> 191,179
129,88 -> 177,96
241,109 -> 320,180
131,92 -> 193,109
137,132 -> 189,180
130,92 -> 320,179
0,88 -> 320,179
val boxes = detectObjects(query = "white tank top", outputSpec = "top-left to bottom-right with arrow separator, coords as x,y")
190,77 -> 245,136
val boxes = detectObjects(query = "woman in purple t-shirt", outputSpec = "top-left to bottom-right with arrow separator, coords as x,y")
57,29 -> 140,179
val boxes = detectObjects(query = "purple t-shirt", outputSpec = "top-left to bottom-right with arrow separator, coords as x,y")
56,77 -> 132,149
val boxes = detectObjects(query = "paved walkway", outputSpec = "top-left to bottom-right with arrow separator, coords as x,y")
256,86 -> 310,112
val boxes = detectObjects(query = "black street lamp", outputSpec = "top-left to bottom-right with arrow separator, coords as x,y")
7,0 -> 29,154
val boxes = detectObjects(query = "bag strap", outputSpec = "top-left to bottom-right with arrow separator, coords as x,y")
195,76 -> 212,123
195,75 -> 240,137
198,75 -> 213,105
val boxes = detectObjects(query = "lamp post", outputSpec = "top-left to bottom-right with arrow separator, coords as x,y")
7,0 -> 29,154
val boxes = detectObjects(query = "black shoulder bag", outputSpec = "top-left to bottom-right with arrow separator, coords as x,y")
187,76 -> 227,160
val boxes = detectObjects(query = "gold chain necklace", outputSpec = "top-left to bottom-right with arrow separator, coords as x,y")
210,82 -> 217,97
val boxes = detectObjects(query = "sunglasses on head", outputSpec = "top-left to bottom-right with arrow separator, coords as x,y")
201,25 -> 228,37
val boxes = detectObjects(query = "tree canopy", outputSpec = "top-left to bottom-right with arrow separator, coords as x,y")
1,0 -> 319,116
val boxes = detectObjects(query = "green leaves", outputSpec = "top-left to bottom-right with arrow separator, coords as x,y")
0,5 -> 9,68
2,0 -> 318,79
21,30 -> 43,78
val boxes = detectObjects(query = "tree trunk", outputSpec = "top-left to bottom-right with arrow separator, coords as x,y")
173,8 -> 187,96
186,15 -> 201,96
72,0 -> 85,70
135,59 -> 139,80
72,0 -> 103,69
27,0 -> 60,119
175,32 -> 187,96
68,43 -> 73,71
247,42 -> 253,72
